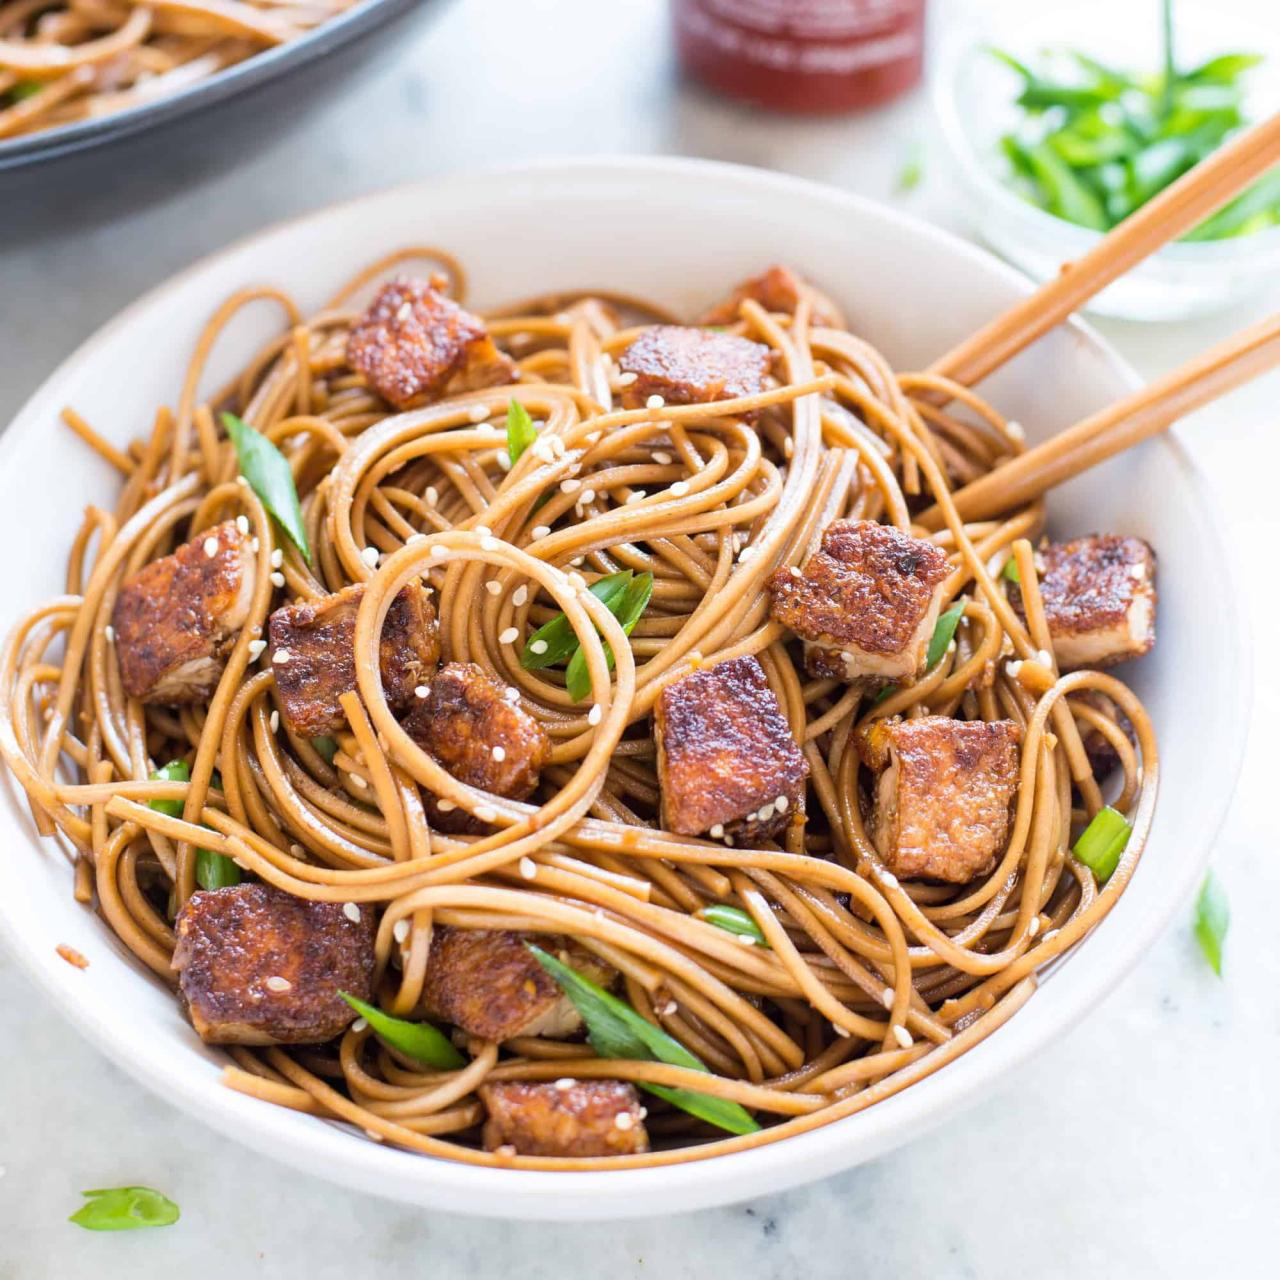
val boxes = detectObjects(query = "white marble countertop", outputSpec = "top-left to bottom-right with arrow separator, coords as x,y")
1,1 -> 1276,1274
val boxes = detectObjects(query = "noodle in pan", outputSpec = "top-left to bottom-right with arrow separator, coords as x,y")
0,250 -> 1158,1169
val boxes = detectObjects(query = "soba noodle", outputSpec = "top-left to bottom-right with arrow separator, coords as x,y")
0,249 -> 1157,1170
0,0 -> 360,140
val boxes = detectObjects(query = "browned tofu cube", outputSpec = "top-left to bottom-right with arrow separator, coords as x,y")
858,717 -> 1021,884
768,520 -> 950,684
402,662 -> 549,815
617,325 -> 771,411
268,582 -> 439,737
346,276 -> 516,411
1018,535 -> 1156,670
172,883 -> 375,1045
422,928 -> 615,1042
654,654 -> 809,841
699,264 -> 845,329
112,519 -> 255,705
480,1080 -> 649,1157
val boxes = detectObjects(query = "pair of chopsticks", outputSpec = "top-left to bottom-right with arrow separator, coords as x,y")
912,111 -> 1280,531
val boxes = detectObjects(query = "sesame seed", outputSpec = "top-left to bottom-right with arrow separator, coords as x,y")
290,844 -> 305,857
203,536 -> 219,558
626,490 -> 646,504
360,546 -> 380,567
531,525 -> 551,540
1006,419 -> 1026,442
580,489 -> 595,506
265,976 -> 291,993
492,745 -> 506,762
661,1000 -> 678,1015
494,1144 -> 517,1158
737,933 -> 756,946
269,710 -> 279,733
271,547 -> 284,568
738,545 -> 754,562
570,556 -> 585,566
270,571 -> 286,588
475,804 -> 497,822
437,798 -> 456,811
709,823 -> 724,839
554,1077 -> 576,1090
250,537 -> 260,553
670,480 -> 689,496
1129,562 -> 1147,581
529,639 -> 548,655
237,475 -> 250,487
512,585 -> 528,607
393,918 -> 411,943
616,371 -> 638,386
560,478 -> 581,494
1036,648 -> 1054,668
352,1017 -> 369,1032
469,404 -> 489,423
892,1025 -> 913,1049
414,684 -> 429,698
426,486 -> 438,506
236,515 -> 250,535
881,987 -> 895,1009
496,453 -> 512,471
880,870 -> 899,888
588,704 -> 602,726
273,648 -> 291,664
1006,660 -> 1024,678
485,579 -> 502,595
653,450 -> 672,465
349,773 -> 368,789
343,902 -> 361,923
646,394 -> 665,410
550,437 -> 567,457
475,524 -> 492,538
1043,928 -> 1060,943
395,300 -> 413,323
614,1112 -> 635,1131
1028,916 -> 1042,937
504,687 -> 520,702
499,627 -> 519,645
757,802 -> 774,821
481,536 -> 501,552
519,856 -> 536,880
430,545 -> 451,560
104,625 -> 114,643
775,795 -> 789,812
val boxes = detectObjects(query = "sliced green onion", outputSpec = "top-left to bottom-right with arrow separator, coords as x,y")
311,735 -> 338,765
1001,556 -> 1021,584
564,571 -> 654,702
148,760 -> 190,818
10,80 -> 43,101
339,992 -> 465,1069
520,570 -> 633,671
528,945 -> 759,1135
698,904 -> 769,947
926,603 -> 965,670
872,684 -> 898,707
221,412 -> 312,566
196,848 -> 241,891
1193,870 -> 1229,977
506,399 -> 537,466
1073,805 -> 1132,883
70,1187 -> 179,1231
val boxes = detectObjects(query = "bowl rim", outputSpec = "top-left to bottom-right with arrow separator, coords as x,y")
0,0 -> 425,172
929,19 -> 1280,262
0,156 -> 1250,1219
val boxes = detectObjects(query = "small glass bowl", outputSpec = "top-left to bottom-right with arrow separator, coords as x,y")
931,0 -> 1280,320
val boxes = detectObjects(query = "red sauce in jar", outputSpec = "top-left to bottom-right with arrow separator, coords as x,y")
673,0 -> 927,114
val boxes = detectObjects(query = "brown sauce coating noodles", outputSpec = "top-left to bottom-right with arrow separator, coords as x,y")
0,249 -> 1158,1170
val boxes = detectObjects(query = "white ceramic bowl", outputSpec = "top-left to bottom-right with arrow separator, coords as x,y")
0,158 -> 1247,1220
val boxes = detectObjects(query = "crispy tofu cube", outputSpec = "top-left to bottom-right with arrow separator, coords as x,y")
1020,535 -> 1156,670
422,928 -> 615,1042
480,1080 -> 649,1157
858,717 -> 1021,884
346,276 -> 516,411
699,264 -> 845,329
617,325 -> 771,411
654,654 -> 809,841
112,519 -> 255,705
768,520 -> 950,684
173,883 -> 375,1045
268,582 -> 439,737
402,662 -> 549,809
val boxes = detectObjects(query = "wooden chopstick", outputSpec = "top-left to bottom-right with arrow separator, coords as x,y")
915,311 -> 1280,530
930,112 -> 1280,389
